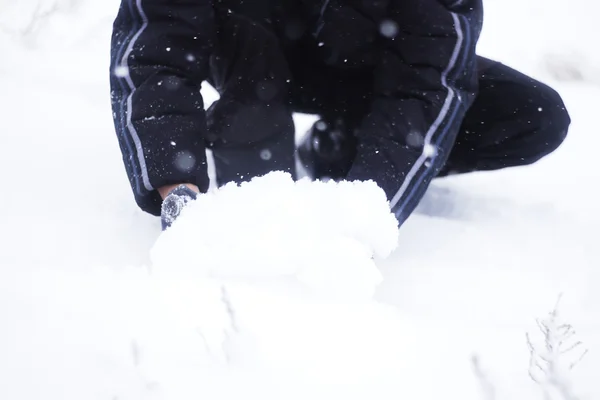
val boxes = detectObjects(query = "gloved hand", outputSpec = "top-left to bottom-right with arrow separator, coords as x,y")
297,118 -> 357,181
160,185 -> 199,231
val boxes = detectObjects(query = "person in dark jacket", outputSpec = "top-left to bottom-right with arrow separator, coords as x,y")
110,0 -> 570,230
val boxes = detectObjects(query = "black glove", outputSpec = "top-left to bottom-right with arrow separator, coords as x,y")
297,118 -> 357,181
160,185 -> 199,231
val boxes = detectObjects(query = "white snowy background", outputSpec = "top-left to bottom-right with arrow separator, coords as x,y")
0,0 -> 598,399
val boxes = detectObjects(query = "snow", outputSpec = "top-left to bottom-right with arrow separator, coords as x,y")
1,1 -> 599,399
152,173 -> 398,297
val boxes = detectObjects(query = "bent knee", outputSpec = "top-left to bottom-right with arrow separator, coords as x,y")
531,83 -> 571,156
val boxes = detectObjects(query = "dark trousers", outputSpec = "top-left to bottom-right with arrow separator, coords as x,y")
438,58 -> 570,176
206,7 -> 570,208
288,51 -> 570,171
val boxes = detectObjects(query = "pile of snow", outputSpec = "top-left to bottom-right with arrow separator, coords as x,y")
0,173 -> 482,400
152,172 -> 398,298
145,172 -> 409,398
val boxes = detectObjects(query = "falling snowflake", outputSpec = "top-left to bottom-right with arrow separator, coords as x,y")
114,66 -> 129,78
379,20 -> 399,39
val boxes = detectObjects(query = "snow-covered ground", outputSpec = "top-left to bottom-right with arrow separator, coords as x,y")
0,0 -> 598,399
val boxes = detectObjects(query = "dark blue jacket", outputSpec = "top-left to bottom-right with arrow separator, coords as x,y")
110,0 -> 483,216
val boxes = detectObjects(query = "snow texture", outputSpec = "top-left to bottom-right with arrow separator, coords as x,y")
1,0 -> 599,399
152,172 -> 398,299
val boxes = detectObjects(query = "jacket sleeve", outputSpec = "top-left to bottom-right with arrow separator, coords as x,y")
109,0 -> 216,216
346,0 -> 483,224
